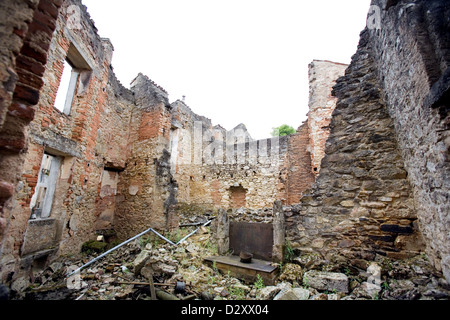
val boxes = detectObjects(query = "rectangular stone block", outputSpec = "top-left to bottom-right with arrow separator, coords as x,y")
303,270 -> 349,293
21,218 -> 58,256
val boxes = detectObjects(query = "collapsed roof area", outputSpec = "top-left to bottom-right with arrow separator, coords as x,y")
0,0 -> 448,298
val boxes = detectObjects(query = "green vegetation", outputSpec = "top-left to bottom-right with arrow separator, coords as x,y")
271,124 -> 296,137
81,240 -> 108,255
229,286 -> 246,300
254,274 -> 265,290
284,240 -> 295,262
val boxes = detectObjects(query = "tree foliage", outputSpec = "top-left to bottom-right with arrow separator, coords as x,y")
271,124 -> 296,137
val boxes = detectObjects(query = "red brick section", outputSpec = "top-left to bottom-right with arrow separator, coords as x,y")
18,146 -> 44,208
12,0 -> 63,105
0,0 -> 62,235
230,186 -> 247,209
286,122 -> 316,205
1,0 -> 63,141
138,106 -> 172,141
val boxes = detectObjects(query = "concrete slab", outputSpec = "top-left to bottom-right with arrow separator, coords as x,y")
204,256 -> 278,285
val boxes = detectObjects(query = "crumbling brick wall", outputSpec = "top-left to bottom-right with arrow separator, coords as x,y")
307,60 -> 348,175
286,122 -> 315,205
0,0 -> 136,281
0,0 -> 62,250
0,0 -> 64,281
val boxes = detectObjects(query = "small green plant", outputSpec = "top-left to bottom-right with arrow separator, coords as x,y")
324,289 -> 338,295
344,266 -> 351,276
382,258 -> 393,271
381,281 -> 391,292
303,276 -> 310,289
212,261 -> 218,273
254,274 -> 265,290
208,275 -> 217,286
139,236 -> 151,248
284,241 -> 295,262
152,235 -> 160,247
204,240 -> 218,255
229,286 -> 246,300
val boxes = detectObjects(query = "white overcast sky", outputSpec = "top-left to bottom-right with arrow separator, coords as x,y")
81,0 -> 371,140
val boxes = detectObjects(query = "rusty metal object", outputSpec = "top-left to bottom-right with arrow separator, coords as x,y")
239,251 -> 253,263
229,222 -> 273,261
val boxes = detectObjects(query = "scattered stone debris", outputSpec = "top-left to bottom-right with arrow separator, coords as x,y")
7,226 -> 450,301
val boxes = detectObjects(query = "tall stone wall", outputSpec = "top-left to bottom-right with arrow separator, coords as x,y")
287,27 -> 422,265
113,74 -> 176,239
286,0 -> 450,284
169,100 -> 288,211
0,0 -> 62,258
175,136 -> 290,211
368,0 -> 450,281
0,0 -> 137,281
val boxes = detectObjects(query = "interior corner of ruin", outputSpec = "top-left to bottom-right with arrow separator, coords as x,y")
0,0 -> 449,303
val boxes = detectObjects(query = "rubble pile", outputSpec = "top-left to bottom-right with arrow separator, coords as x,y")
7,225 -> 450,301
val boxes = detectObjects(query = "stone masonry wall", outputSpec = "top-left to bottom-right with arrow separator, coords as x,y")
0,0 -> 62,257
286,27 -> 423,265
286,0 -> 450,283
175,134 -> 290,211
113,73 -> 176,240
170,99 -> 289,211
0,0 -> 136,281
368,0 -> 450,281
171,100 -> 320,214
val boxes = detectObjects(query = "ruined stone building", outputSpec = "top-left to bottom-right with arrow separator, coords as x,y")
0,0 -> 449,287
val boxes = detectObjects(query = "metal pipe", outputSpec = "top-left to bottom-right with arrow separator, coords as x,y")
150,228 -> 176,246
66,227 -> 154,278
176,219 -> 212,245
66,219 -> 213,278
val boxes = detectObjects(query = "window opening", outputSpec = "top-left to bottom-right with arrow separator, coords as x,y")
30,153 -> 62,219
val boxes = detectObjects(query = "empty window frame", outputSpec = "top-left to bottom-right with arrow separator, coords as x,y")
30,153 -> 62,219
54,43 -> 92,115
54,59 -> 79,115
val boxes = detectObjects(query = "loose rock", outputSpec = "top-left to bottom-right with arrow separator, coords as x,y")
258,286 -> 281,300
273,288 -> 310,300
303,270 -> 349,293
